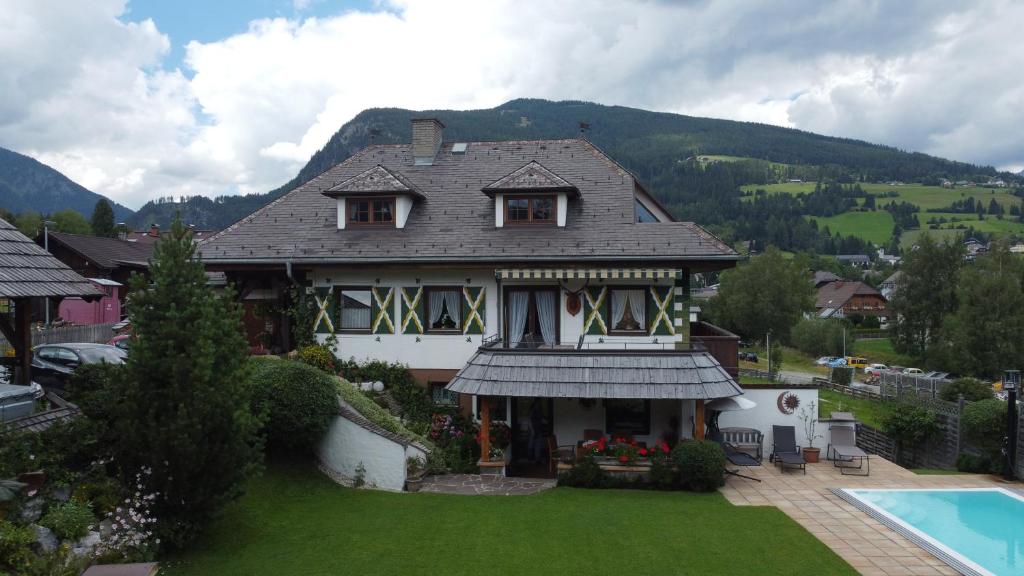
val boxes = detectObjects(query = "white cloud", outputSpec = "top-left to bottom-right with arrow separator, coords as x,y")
0,0 -> 1021,210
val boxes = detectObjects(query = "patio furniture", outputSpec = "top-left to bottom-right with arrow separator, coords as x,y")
710,433 -> 761,482
827,427 -> 870,476
719,427 -> 763,461
770,425 -> 806,475
547,436 -> 575,475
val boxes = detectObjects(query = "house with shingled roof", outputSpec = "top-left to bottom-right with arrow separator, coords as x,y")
200,118 -> 746,476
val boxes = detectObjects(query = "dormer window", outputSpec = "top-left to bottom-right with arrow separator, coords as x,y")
505,195 -> 555,225
348,198 -> 395,226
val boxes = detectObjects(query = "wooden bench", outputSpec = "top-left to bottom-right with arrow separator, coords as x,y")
720,427 -> 763,461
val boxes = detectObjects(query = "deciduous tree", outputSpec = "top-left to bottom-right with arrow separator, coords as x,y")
889,234 -> 963,359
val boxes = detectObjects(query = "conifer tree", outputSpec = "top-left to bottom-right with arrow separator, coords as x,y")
90,199 -> 117,237
111,215 -> 261,547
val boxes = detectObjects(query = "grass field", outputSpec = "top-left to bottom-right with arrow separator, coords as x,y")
851,338 -> 920,368
162,464 -> 855,576
741,182 -> 1024,246
818,388 -> 894,429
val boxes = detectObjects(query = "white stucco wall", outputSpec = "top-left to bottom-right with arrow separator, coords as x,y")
317,414 -> 427,492
313,267 -> 682,370
717,388 -> 821,453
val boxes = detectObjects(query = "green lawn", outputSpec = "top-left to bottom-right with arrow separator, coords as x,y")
163,464 -> 855,576
911,468 -> 971,476
852,339 -> 920,368
818,388 -> 894,429
808,211 -> 895,244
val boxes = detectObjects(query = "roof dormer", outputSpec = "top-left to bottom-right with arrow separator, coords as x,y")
482,161 -> 578,228
322,165 -> 423,229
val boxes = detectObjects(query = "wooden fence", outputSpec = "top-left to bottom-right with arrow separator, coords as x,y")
855,423 -> 896,462
0,322 -> 118,355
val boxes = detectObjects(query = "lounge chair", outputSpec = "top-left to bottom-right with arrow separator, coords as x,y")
827,427 -> 870,476
711,433 -> 762,482
770,425 -> 806,474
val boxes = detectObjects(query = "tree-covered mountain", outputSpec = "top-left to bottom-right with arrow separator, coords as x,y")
123,98 -> 1017,234
0,146 -> 134,222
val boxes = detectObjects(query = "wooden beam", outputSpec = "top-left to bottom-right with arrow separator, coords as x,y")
695,399 -> 705,440
480,396 -> 491,462
13,298 -> 32,386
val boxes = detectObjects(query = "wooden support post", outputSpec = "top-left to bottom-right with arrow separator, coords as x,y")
480,395 -> 491,462
695,399 -> 705,440
14,298 -> 32,386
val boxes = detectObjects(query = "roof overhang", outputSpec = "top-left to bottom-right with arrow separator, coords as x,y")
447,346 -> 743,400
496,268 -> 683,280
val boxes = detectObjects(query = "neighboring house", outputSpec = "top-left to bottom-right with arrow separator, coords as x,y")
56,278 -> 122,325
879,271 -> 903,301
816,280 -> 888,320
42,232 -> 153,298
811,270 -> 841,288
1011,242 -> 1024,254
126,224 -> 218,245
875,248 -> 900,266
836,254 -> 870,268
199,119 -> 745,470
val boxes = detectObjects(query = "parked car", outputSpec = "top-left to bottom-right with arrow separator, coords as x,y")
31,343 -> 127,390
815,356 -> 839,366
902,367 -> 925,376
739,351 -> 759,362
844,356 -> 868,369
864,363 -> 888,376
924,371 -> 950,380
827,358 -> 848,368
107,334 -> 131,351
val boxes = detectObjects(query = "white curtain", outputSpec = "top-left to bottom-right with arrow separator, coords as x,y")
508,291 -> 529,347
443,290 -> 462,327
627,289 -> 646,331
611,289 -> 627,328
342,291 -> 371,329
429,290 -> 446,326
535,291 -> 556,346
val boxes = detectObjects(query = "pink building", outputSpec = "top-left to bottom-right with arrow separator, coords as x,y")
57,278 -> 122,325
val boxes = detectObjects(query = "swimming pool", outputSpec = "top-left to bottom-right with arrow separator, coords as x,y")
836,488 -> 1024,576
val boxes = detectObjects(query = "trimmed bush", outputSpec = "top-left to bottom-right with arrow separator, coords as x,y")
248,360 -> 339,455
882,404 -> 940,452
939,378 -> 994,402
297,344 -> 336,374
41,500 -> 95,540
955,452 -> 993,474
557,455 -> 608,488
961,398 -> 1007,471
673,441 -> 726,492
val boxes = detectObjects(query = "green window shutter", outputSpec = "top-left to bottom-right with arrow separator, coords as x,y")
400,287 -> 424,334
583,286 -> 608,335
462,286 -> 486,334
648,285 -> 675,336
371,287 -> 395,334
313,287 -> 335,334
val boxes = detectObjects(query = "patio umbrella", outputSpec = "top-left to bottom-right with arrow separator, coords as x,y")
705,396 -> 756,438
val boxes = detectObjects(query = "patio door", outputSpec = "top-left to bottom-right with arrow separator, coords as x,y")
504,287 -> 559,347
509,397 -> 554,470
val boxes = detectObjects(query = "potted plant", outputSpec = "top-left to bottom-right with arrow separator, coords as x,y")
405,456 -> 426,492
798,401 -> 824,463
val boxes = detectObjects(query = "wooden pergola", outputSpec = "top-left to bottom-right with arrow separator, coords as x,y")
0,219 -> 102,385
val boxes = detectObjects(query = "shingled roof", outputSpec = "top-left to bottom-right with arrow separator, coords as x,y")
200,139 -> 737,265
481,160 -> 579,197
447,346 -> 742,400
0,219 -> 103,298
47,232 -> 154,269
816,280 -> 884,309
323,164 -> 425,199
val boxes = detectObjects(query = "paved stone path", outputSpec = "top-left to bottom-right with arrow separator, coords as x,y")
418,474 -> 555,496
722,455 -> 1011,575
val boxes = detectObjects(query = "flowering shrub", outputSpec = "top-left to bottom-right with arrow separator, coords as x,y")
476,421 -> 512,459
428,413 -> 480,473
94,468 -> 159,562
578,437 -> 671,465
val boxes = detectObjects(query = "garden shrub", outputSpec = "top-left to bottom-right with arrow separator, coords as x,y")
297,344 -> 336,374
831,366 -> 854,386
557,455 -> 608,488
791,318 -> 847,358
335,378 -> 432,448
673,441 -> 726,492
337,359 -> 433,425
939,378 -> 994,402
883,404 -> 941,464
961,398 -> 1007,471
647,458 -> 677,490
0,520 -> 35,574
41,500 -> 95,540
72,474 -> 122,515
955,452 -> 994,474
248,360 -> 339,455
428,413 -> 479,473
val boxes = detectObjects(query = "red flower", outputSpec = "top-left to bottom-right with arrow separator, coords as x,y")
639,448 -> 648,456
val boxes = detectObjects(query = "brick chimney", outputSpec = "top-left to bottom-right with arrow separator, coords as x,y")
411,118 -> 444,165
149,223 -> 160,238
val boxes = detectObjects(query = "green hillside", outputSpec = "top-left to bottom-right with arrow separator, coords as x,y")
131,98 -> 1019,237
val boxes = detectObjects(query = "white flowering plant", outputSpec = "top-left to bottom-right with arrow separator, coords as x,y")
93,467 -> 160,562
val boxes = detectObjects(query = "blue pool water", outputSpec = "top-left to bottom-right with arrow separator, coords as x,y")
847,489 -> 1024,576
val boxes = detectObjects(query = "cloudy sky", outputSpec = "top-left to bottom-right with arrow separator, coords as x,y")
1,0 -> 1022,209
